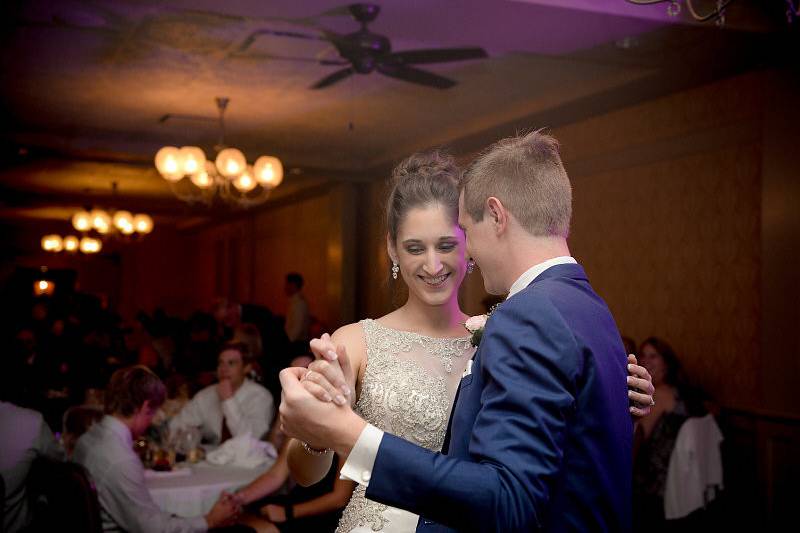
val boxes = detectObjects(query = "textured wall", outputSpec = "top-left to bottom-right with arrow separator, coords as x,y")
119,187 -> 342,327
559,74 -> 765,409
451,73 -> 768,410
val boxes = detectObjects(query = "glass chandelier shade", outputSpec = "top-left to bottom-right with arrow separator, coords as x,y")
41,235 -> 63,252
133,214 -> 154,234
112,211 -> 133,233
233,166 -> 257,192
79,237 -> 102,254
254,156 -> 284,188
179,146 -> 206,175
215,148 -> 247,178
90,209 -> 111,234
190,163 -> 215,189
71,210 -> 92,232
155,146 -> 184,182
63,235 -> 79,252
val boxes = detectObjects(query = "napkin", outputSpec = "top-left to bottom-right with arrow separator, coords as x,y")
205,432 -> 277,468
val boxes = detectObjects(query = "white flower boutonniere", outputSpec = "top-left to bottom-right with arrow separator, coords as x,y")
464,314 -> 487,348
464,304 -> 499,348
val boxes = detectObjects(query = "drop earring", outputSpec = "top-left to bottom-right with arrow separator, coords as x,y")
391,262 -> 399,280
467,260 -> 475,274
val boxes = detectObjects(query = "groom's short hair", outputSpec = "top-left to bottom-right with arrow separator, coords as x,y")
460,130 -> 572,238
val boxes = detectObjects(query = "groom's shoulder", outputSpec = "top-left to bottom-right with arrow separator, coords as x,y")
493,287 -> 563,326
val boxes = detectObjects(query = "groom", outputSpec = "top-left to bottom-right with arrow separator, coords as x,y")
280,131 -> 632,531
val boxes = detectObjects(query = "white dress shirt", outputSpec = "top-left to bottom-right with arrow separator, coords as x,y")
74,415 -> 207,533
285,292 -> 311,342
0,402 -> 63,532
169,379 -> 274,445
340,256 -> 577,487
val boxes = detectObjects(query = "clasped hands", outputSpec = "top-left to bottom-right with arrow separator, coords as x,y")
205,491 -> 243,528
278,334 -> 366,456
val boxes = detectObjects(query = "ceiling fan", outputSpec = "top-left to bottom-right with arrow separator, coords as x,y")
246,3 -> 488,89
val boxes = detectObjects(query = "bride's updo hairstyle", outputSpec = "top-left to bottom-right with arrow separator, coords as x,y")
386,150 -> 461,242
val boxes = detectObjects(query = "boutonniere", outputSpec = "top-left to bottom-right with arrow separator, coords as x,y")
464,304 -> 499,347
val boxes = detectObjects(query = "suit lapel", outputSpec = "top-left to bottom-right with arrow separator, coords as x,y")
442,347 -> 481,454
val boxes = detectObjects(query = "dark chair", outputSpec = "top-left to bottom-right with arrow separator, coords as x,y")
27,458 -> 102,533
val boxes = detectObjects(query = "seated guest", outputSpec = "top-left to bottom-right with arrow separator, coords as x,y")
633,336 -> 708,531
170,342 -> 274,445
234,441 -> 353,533
74,366 -> 238,531
1,400 -> 63,532
61,404 -> 104,458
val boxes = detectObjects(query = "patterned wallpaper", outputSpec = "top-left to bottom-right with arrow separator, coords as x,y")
569,144 -> 762,408
561,73 -> 765,409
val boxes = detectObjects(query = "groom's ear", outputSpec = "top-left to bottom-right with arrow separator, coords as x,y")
486,197 -> 508,234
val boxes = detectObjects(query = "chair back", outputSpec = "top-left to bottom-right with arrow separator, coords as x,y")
27,458 -> 103,533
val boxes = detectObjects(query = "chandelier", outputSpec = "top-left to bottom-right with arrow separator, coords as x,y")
154,97 -> 284,208
41,234 -> 102,254
41,181 -> 155,255
625,0 -> 799,25
70,207 -> 154,237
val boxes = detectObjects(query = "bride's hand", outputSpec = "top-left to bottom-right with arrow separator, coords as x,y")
302,342 -> 354,407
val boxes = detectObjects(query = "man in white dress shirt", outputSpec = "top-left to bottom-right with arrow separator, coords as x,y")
0,400 -> 64,532
74,366 -> 238,532
170,342 -> 274,445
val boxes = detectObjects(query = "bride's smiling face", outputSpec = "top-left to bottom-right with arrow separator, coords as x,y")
389,203 -> 467,307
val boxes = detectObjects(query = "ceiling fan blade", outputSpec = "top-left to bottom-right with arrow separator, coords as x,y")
316,5 -> 355,18
311,67 -> 355,89
376,64 -> 456,89
384,47 -> 488,65
256,28 -> 329,41
237,27 -> 333,55
229,52 -> 348,66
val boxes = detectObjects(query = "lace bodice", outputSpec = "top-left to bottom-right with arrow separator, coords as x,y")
337,319 -> 474,532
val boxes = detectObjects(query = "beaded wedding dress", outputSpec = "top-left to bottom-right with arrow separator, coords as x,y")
336,319 -> 474,533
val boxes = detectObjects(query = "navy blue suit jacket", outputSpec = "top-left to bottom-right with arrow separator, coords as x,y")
364,263 -> 632,532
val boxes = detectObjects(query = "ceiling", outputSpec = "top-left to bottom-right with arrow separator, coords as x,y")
0,0 -> 792,240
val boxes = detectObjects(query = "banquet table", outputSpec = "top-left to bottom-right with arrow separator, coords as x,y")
145,460 -> 272,517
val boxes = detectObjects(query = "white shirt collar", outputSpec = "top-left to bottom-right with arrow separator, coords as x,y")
507,256 -> 577,300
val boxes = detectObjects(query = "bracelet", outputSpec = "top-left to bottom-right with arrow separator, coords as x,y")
300,440 -> 332,456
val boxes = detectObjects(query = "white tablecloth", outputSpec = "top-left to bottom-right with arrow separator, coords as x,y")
145,460 -> 272,517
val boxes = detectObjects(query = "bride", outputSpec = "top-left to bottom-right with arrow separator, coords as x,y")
284,151 -> 654,532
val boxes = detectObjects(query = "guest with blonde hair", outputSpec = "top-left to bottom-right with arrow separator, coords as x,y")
74,366 -> 239,531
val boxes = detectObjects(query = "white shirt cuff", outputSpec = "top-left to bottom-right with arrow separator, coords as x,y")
340,423 -> 384,487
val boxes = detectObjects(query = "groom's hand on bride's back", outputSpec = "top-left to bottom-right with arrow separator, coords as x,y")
627,354 -> 655,417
